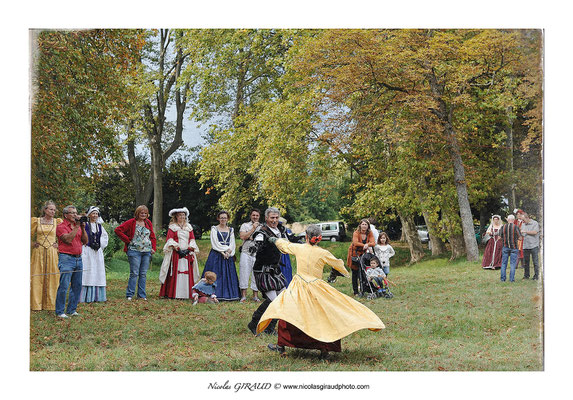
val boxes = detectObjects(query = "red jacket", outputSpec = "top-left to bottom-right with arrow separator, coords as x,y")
114,218 -> 157,252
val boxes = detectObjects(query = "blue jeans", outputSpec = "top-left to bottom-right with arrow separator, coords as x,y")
55,253 -> 83,315
126,249 -> 151,298
500,247 -> 519,282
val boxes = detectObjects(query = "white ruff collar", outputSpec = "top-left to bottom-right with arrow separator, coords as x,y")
169,223 -> 193,233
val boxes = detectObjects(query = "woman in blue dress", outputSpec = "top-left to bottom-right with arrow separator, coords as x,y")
278,220 -> 294,287
202,211 -> 240,301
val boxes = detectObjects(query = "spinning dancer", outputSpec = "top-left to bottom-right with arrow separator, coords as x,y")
259,224 -> 385,358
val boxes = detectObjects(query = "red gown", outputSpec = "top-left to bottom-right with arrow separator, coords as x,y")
159,226 -> 198,299
481,227 -> 503,269
278,320 -> 342,352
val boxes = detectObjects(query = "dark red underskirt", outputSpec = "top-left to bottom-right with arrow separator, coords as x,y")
277,320 -> 342,352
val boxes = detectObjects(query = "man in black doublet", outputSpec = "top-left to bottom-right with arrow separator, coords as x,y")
247,207 -> 295,335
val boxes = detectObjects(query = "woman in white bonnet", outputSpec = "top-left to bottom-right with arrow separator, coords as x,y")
79,206 -> 109,303
159,207 -> 200,299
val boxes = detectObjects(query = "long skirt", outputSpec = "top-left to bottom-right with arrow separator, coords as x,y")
280,253 -> 293,287
482,237 -> 503,269
278,320 -> 342,352
79,286 -> 107,302
202,250 -> 240,301
30,246 -> 59,310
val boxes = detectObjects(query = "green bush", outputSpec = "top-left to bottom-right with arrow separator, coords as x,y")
103,222 -> 122,262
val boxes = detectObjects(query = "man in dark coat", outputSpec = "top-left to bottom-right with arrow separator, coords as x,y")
247,207 -> 295,335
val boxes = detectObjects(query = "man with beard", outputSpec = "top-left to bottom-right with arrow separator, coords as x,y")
247,207 -> 296,335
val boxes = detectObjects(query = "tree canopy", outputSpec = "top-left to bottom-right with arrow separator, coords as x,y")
30,29 -> 542,264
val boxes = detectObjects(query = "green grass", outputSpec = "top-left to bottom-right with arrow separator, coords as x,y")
29,239 -> 543,371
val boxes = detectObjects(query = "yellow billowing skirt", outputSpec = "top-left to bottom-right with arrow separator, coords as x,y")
257,274 -> 385,343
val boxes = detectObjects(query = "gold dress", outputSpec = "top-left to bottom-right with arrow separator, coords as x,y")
256,239 -> 384,343
30,217 -> 62,310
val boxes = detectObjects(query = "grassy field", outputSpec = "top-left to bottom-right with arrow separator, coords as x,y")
29,239 -> 543,371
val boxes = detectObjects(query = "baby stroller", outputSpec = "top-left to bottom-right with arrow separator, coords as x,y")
358,252 -> 393,300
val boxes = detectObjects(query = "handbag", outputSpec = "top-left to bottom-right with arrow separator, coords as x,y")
481,233 -> 491,244
350,248 -> 361,270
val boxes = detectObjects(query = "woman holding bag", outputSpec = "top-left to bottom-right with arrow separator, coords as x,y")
346,219 -> 375,296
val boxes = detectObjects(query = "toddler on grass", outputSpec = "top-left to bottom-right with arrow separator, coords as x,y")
192,271 -> 219,305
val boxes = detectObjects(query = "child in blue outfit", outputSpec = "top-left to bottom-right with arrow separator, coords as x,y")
365,257 -> 391,297
192,271 -> 219,305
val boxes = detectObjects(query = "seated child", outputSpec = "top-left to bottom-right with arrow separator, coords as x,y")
192,271 -> 219,305
365,256 -> 389,295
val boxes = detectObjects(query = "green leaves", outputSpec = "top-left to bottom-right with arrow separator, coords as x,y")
31,29 -> 144,211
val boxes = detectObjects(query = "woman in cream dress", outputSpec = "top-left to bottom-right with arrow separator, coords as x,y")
258,224 -> 384,357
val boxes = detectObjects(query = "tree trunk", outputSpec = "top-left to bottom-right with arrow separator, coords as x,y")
127,129 -> 153,206
428,70 -> 479,262
422,211 -> 447,256
150,138 -> 164,233
506,106 -> 516,211
479,208 -> 489,238
399,214 -> 425,263
448,231 -> 466,260
445,121 -> 479,261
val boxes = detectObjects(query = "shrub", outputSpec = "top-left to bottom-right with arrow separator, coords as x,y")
103,221 -> 122,262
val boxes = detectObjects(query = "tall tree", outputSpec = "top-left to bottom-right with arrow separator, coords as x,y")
31,29 -> 144,211
125,29 -> 192,232
181,29 -> 303,219
289,29 -> 535,262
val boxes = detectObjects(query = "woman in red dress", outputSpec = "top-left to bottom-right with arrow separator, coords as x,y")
481,215 -> 503,269
159,207 -> 200,299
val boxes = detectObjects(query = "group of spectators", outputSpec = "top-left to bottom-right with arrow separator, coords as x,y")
30,202 -> 300,318
31,202 -> 108,316
31,202 -> 386,357
481,209 -> 541,282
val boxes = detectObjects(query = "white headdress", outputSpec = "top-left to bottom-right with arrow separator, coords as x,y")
86,206 -> 104,224
169,207 -> 190,218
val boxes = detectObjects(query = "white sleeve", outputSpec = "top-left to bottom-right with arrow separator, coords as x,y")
100,226 -> 109,249
210,227 -> 230,253
229,228 -> 236,257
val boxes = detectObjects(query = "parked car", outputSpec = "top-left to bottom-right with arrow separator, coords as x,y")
297,221 -> 347,242
416,225 -> 430,244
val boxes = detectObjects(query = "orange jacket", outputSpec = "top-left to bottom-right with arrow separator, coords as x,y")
346,230 -> 375,270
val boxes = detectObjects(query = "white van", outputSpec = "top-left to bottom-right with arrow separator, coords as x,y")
298,221 -> 347,242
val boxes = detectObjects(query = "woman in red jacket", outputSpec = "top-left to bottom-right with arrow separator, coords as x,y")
346,219 -> 375,296
115,205 -> 156,300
